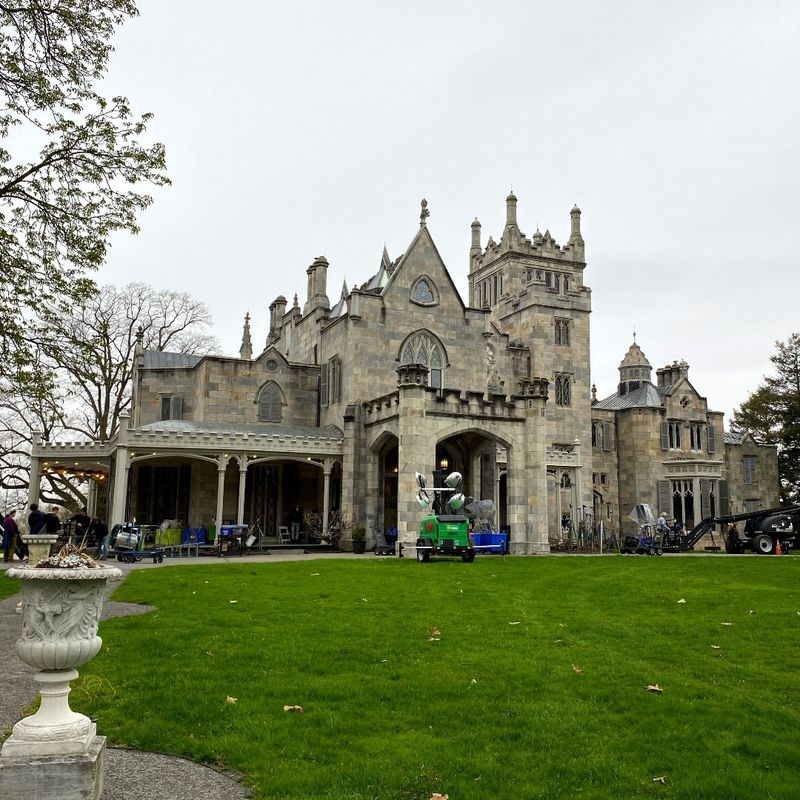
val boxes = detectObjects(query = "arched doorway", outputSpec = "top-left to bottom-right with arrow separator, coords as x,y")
380,438 -> 398,539
435,430 -> 508,531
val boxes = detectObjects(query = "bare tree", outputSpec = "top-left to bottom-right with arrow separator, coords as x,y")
0,349 -> 81,508
0,282 -> 219,507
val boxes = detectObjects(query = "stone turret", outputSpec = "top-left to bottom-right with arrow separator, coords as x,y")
618,340 -> 652,396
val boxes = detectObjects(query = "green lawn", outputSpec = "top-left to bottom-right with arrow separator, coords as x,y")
0,575 -> 19,601
72,557 -> 800,799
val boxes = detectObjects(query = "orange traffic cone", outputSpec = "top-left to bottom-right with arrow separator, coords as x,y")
775,539 -> 783,556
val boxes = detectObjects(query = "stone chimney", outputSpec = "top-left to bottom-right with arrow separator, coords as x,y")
470,217 -> 482,273
568,205 -> 585,260
505,191 -> 518,230
304,256 -> 330,315
267,295 -> 287,345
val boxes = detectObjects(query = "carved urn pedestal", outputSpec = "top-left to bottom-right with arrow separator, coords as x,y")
0,565 -> 122,800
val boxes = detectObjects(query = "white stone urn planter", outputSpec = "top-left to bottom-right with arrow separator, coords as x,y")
2,564 -> 122,758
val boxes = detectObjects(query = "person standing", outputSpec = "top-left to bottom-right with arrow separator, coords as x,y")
3,509 -> 24,562
69,506 -> 91,545
28,503 -> 46,534
2,509 -> 15,562
43,506 -> 62,534
92,517 -> 110,560
290,505 -> 303,544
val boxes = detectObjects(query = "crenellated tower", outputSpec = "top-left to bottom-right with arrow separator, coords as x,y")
467,192 -> 593,527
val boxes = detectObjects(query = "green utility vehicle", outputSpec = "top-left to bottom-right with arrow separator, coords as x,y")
416,513 -> 475,562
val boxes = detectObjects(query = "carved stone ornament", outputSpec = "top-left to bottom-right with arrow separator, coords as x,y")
1,565 -> 121,758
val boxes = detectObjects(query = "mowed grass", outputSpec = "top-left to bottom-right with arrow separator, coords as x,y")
73,556 -> 800,800
0,575 -> 19,601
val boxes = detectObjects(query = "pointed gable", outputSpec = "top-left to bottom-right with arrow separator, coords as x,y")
381,224 -> 466,314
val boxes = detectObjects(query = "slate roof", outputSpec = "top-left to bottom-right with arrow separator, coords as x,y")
724,430 -> 774,447
143,351 -> 202,369
593,383 -> 664,411
138,420 -> 343,439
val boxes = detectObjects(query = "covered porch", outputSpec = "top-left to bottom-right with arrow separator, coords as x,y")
30,414 -> 344,542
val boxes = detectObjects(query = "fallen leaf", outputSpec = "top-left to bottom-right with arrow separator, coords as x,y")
646,684 -> 663,693
571,664 -> 583,674
710,645 -> 721,650
310,572 -> 320,576
508,621 -> 521,625
206,651 -> 215,657
748,610 -> 756,615
362,597 -> 368,602
471,678 -> 478,684
428,627 -> 441,638
653,775 -> 668,784
721,622 -> 733,626
430,794 -> 449,800
677,598 -> 687,604
229,600 -> 238,604
226,696 -> 237,704
283,704 -> 304,713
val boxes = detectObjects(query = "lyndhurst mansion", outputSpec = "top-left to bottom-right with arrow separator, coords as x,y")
30,194 -> 778,553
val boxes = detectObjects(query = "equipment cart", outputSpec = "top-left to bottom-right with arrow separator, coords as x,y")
113,524 -> 164,563
217,524 -> 248,556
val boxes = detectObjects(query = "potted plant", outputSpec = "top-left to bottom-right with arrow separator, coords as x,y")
351,527 -> 367,554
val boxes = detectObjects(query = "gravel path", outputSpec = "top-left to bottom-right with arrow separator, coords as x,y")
0,565 -> 251,800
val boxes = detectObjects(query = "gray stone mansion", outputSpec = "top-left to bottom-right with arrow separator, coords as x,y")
30,193 -> 779,551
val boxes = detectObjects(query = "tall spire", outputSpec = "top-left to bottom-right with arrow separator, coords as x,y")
239,312 -> 253,360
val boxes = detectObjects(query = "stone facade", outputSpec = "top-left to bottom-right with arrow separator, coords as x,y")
30,193 -> 781,551
592,344 -> 779,537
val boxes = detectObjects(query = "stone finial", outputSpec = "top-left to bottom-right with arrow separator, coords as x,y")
293,293 -> 299,309
135,325 -> 144,352
591,383 -> 597,403
239,312 -> 253,360
420,198 -> 430,227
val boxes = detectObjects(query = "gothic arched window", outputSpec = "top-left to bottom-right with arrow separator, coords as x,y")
400,330 -> 446,389
258,382 -> 283,423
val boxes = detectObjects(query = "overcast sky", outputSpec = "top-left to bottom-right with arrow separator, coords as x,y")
97,0 -> 800,420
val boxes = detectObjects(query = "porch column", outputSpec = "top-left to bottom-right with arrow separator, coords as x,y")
86,479 -> 97,517
236,455 -> 248,526
322,458 -> 333,538
27,431 -> 43,508
215,455 -> 227,530
573,437 -> 584,534
494,467 -> 501,528
469,452 -> 481,500
109,448 -> 130,528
